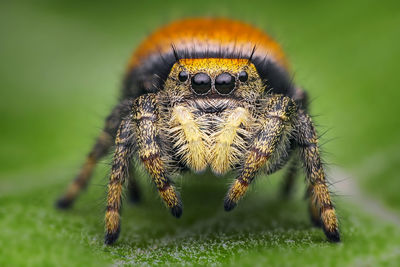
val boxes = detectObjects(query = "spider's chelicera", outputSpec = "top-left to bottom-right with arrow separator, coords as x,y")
57,18 -> 340,245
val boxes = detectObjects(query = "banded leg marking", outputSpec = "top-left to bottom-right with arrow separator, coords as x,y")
297,110 -> 340,242
224,96 -> 296,211
104,116 -> 134,245
136,95 -> 182,217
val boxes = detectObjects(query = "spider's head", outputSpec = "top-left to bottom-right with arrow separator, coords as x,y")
163,58 -> 265,109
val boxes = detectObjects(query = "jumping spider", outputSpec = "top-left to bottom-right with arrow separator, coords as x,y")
57,18 -> 340,244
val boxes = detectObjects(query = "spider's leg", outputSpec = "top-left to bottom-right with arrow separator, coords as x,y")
278,86 -> 308,198
296,109 -> 340,242
56,99 -> 133,209
292,87 -> 322,226
105,113 -> 135,245
280,152 -> 299,198
135,95 -> 182,217
224,96 -> 296,211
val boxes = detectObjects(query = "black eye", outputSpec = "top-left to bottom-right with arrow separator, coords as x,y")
191,73 -> 211,95
178,71 -> 188,82
239,71 -> 248,82
215,72 -> 235,95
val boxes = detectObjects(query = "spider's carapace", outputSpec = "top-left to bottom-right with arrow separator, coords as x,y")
57,18 -> 340,245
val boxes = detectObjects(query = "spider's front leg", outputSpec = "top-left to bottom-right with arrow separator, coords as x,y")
224,95 -> 297,211
133,94 -> 182,218
104,113 -> 135,245
104,94 -> 182,245
296,109 -> 340,242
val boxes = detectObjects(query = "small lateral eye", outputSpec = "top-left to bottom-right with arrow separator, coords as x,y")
191,73 -> 211,95
215,72 -> 235,95
239,71 -> 248,82
178,71 -> 189,82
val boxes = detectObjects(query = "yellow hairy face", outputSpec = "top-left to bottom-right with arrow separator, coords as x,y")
158,58 -> 266,175
164,58 -> 265,99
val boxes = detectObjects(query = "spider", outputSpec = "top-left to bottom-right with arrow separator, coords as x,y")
56,18 -> 340,245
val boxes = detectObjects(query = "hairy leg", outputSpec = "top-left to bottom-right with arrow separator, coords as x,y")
104,114 -> 135,245
279,86 -> 308,197
224,96 -> 297,211
135,94 -> 182,217
56,99 -> 133,209
296,109 -> 340,242
292,87 -> 322,223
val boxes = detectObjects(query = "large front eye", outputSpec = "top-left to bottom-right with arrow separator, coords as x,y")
191,73 -> 211,95
215,72 -> 235,95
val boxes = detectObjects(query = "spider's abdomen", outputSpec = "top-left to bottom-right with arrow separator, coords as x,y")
123,18 -> 294,99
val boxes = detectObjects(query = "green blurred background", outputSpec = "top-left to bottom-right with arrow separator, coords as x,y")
1,0 -> 400,266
